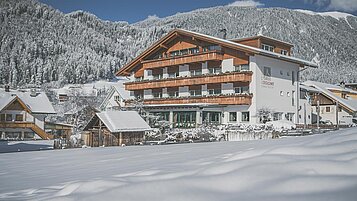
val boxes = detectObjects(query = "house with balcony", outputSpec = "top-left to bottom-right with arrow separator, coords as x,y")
302,81 -> 357,126
0,87 -> 56,140
116,29 -> 318,128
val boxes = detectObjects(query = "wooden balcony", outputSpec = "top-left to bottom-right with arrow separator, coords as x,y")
127,94 -> 252,106
125,71 -> 252,91
142,51 -> 223,69
0,122 -> 53,140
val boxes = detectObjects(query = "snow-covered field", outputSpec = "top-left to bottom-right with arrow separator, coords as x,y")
1,128 -> 357,201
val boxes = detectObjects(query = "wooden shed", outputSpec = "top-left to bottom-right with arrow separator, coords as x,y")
82,111 -> 151,147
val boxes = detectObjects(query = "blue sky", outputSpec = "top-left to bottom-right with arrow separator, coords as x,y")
39,0 -> 357,23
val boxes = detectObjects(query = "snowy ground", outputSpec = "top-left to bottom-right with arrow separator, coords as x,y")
0,140 -> 53,153
1,128 -> 357,201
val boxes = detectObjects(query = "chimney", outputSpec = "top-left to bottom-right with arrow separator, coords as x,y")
30,89 -> 37,97
5,85 -> 10,92
219,28 -> 227,39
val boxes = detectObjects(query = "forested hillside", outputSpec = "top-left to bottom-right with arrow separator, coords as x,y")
0,0 -> 356,87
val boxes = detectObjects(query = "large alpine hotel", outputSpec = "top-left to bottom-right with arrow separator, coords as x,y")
116,29 -> 318,128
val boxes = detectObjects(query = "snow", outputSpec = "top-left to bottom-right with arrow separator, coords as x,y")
0,89 -> 56,114
1,128 -> 357,200
95,111 -> 151,132
0,140 -> 53,153
295,9 -> 354,20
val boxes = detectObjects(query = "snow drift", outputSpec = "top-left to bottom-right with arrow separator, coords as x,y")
0,128 -> 357,200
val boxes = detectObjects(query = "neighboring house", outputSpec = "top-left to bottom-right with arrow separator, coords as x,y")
55,85 -> 98,103
99,80 -> 131,111
116,29 -> 317,128
303,81 -> 357,125
0,87 -> 56,140
82,111 -> 152,146
298,84 -> 320,125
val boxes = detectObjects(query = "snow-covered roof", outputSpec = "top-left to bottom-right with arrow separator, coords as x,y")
96,111 -> 151,132
303,81 -> 357,112
300,84 -> 320,93
0,89 -> 56,114
177,29 -> 318,68
112,84 -> 130,100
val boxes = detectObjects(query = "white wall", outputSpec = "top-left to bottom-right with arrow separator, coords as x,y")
179,64 -> 189,77
221,58 -> 234,73
311,105 -> 353,125
250,55 -> 300,124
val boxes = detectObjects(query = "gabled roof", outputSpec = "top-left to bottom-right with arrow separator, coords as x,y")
0,96 -> 31,113
91,111 -> 151,132
99,80 -> 131,110
0,89 -> 56,114
116,29 -> 317,76
303,81 -> 357,113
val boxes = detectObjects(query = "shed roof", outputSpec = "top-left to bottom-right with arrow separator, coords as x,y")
95,111 -> 151,132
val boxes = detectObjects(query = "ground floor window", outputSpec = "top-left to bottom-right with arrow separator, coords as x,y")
242,112 -> 250,122
203,112 -> 221,124
229,112 -> 237,122
273,112 -> 283,121
285,113 -> 294,121
173,111 -> 196,128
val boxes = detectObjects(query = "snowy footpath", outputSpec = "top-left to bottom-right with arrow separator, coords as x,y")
0,128 -> 357,201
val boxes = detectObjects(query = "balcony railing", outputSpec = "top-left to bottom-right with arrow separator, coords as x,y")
126,94 -> 252,106
125,71 -> 252,91
142,50 -> 223,69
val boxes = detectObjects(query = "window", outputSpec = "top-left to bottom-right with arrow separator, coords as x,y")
153,92 -> 162,98
15,114 -> 23,121
208,67 -> 221,74
287,92 -> 290,97
189,47 -> 199,54
241,112 -> 250,122
114,95 -> 120,101
261,44 -> 274,52
202,112 -> 221,124
280,70 -> 283,75
190,69 -> 202,76
203,45 -> 221,52
0,114 -> 5,121
229,112 -> 237,122
208,88 -> 221,95
173,111 -> 196,128
285,113 -> 294,121
153,74 -> 163,80
234,86 -> 249,94
280,91 -> 284,96
263,67 -> 271,77
180,49 -> 188,55
281,49 -> 288,55
190,90 -> 202,96
234,64 -> 249,72
326,107 -> 331,113
170,50 -> 180,57
292,90 -> 295,106
168,72 -> 178,78
168,91 -> 179,97
273,112 -> 283,121
6,114 -> 13,121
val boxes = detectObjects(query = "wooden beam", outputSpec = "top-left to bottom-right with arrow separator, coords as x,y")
159,44 -> 168,49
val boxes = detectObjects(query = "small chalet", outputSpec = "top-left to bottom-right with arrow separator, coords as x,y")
82,111 -> 151,146
99,80 -> 130,111
0,87 -> 56,140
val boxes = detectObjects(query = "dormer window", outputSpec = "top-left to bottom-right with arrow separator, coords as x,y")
261,44 -> 274,52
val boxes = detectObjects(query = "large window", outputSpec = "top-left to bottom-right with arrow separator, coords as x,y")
6,114 -> 13,122
208,88 -> 221,95
168,72 -> 178,78
234,64 -> 250,72
229,112 -> 237,122
15,114 -> 23,121
153,92 -> 162,98
261,44 -> 274,52
273,112 -> 283,121
203,112 -> 221,124
153,74 -> 163,80
241,112 -> 250,122
208,67 -> 221,74
173,111 -> 196,128
190,69 -> 202,76
190,90 -> 202,97
234,86 -> 249,94
0,114 -> 5,122
281,49 -> 288,55
168,91 -> 179,97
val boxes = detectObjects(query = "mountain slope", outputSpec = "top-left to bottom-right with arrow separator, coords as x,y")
0,0 -> 356,87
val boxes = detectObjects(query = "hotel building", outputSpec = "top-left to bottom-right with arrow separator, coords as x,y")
116,29 -> 317,128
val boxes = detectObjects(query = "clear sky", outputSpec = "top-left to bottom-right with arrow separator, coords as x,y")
39,0 -> 357,23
